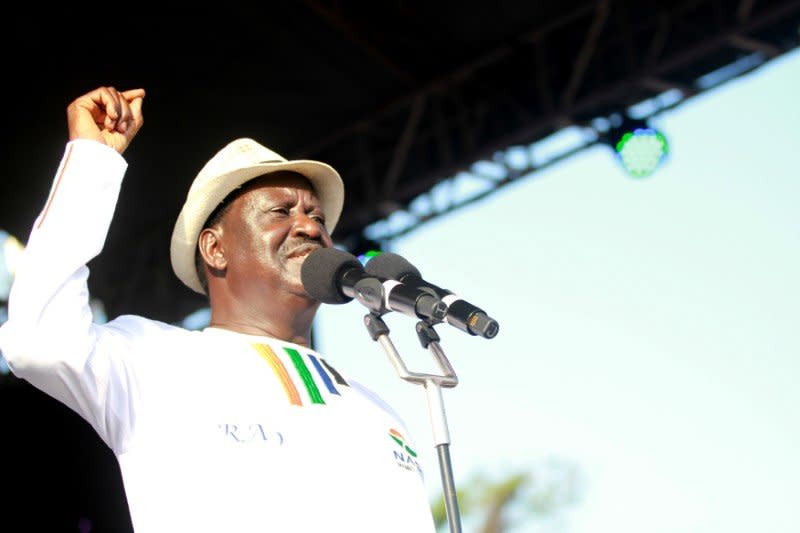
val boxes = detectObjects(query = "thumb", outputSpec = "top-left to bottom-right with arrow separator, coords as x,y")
121,88 -> 146,101
123,89 -> 146,140
124,88 -> 145,118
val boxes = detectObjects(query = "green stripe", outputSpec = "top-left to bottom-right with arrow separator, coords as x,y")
285,348 -> 325,405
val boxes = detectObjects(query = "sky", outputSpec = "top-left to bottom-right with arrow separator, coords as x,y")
313,47 -> 800,532
1,46 -> 798,533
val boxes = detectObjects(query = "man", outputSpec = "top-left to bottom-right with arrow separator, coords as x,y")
0,86 -> 436,532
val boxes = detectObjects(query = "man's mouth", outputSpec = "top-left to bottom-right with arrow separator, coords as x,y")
287,243 -> 322,259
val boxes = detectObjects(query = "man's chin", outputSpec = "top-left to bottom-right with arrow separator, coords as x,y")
284,265 -> 313,300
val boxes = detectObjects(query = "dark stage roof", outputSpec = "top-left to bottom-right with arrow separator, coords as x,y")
2,1 -> 799,325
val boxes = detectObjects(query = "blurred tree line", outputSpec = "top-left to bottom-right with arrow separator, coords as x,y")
431,457 -> 584,532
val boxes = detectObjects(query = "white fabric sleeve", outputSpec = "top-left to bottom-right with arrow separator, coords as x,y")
0,139 -> 138,453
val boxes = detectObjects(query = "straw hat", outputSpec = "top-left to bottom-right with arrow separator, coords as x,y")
170,138 -> 344,294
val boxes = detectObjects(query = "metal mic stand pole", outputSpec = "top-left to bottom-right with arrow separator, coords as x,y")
362,313 -> 462,533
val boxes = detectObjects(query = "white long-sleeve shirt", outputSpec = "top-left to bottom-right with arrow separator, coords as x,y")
0,140 -> 436,532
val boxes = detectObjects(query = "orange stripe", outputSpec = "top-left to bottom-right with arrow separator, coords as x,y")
37,143 -> 74,229
253,344 -> 303,406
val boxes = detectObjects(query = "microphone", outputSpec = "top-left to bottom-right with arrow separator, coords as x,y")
364,252 -> 499,339
301,247 -> 448,322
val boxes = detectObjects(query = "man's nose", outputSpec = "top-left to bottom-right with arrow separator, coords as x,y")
292,213 -> 324,239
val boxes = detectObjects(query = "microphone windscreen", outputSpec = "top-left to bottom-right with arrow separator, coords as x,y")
364,251 -> 420,279
301,247 -> 362,304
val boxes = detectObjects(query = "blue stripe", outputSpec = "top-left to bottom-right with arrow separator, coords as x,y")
308,354 -> 340,395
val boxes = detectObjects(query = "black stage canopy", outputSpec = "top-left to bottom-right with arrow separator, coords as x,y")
2,1 -> 798,325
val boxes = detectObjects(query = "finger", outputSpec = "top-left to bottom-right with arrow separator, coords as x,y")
117,98 -> 134,133
121,88 -> 146,101
116,88 -> 146,133
96,87 -> 122,119
97,87 -> 123,130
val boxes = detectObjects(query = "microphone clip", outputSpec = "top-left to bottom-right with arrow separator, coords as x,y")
353,277 -> 448,324
353,277 -> 389,315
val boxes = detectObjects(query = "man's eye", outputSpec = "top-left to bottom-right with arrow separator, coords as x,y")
311,214 -> 326,224
270,207 -> 290,215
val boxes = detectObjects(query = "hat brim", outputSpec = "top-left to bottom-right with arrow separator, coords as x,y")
170,160 -> 344,295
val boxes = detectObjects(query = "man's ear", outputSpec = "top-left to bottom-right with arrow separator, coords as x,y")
198,226 -> 227,272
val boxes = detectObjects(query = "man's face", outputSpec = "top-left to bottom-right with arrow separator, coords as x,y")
214,171 -> 333,299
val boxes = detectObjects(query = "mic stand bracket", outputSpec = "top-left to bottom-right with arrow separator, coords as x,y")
362,310 -> 463,533
353,277 -> 390,315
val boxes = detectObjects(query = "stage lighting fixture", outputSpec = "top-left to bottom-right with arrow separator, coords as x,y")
608,118 -> 669,178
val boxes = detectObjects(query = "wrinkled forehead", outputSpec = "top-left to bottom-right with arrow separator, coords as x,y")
231,171 -> 323,209
203,171 -> 320,229
236,174 -> 323,214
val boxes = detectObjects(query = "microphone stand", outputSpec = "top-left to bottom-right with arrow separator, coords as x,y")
353,278 -> 462,533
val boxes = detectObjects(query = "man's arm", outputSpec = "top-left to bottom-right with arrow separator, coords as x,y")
0,87 -> 146,451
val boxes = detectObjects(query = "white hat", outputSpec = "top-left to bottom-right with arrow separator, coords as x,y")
170,138 -> 344,295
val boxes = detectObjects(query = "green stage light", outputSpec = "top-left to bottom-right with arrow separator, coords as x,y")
348,236 -> 384,265
358,249 -> 382,265
613,124 -> 669,178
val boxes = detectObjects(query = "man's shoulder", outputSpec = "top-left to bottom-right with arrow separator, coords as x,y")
103,314 -> 193,339
344,377 -> 409,428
